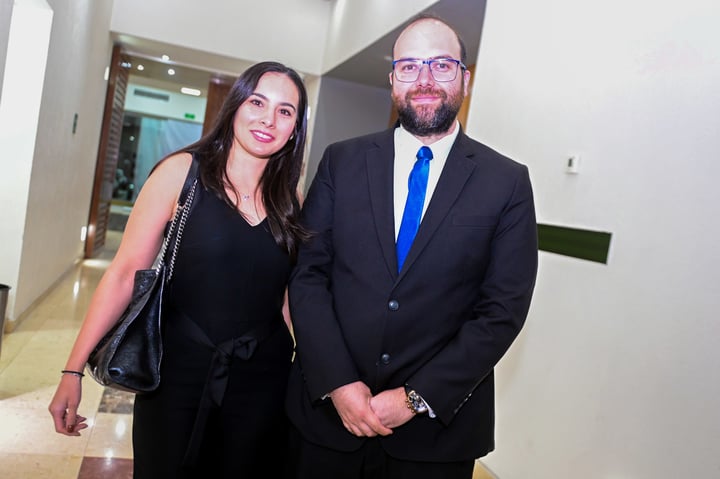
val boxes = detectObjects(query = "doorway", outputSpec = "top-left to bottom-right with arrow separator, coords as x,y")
109,112 -> 203,231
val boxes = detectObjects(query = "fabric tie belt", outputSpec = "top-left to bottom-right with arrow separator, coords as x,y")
170,306 -> 282,466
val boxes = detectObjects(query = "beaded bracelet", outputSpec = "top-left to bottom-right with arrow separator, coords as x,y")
61,369 -> 85,378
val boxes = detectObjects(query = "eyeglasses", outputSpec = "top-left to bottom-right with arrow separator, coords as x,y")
392,58 -> 466,83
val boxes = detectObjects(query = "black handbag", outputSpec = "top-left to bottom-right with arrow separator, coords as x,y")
86,158 -> 199,393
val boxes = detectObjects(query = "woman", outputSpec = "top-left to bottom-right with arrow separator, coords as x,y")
49,61 -> 309,478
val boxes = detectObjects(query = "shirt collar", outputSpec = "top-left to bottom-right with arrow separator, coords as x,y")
395,120 -> 461,160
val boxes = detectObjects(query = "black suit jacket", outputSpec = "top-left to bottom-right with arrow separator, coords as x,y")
286,127 -> 538,462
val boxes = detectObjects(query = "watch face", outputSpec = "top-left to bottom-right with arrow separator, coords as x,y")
408,390 -> 428,413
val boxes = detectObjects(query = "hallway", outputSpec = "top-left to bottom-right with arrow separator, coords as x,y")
0,231 -> 133,478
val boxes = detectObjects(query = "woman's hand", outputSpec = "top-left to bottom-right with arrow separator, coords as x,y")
48,374 -> 88,436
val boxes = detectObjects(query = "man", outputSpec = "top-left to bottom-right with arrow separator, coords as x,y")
286,14 -> 538,479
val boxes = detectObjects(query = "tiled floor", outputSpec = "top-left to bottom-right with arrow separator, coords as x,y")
0,231 -> 134,478
0,229 -> 495,479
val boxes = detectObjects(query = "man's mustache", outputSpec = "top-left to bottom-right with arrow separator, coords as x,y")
407,87 -> 447,101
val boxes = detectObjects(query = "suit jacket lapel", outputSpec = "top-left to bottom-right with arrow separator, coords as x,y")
397,133 -> 477,280
366,129 -> 398,278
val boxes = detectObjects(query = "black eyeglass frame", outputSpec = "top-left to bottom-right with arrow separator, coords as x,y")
391,58 -> 467,83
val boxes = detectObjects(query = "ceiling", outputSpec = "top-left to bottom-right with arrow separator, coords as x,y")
326,0 -> 487,89
114,34 -> 251,97
116,0 -> 487,95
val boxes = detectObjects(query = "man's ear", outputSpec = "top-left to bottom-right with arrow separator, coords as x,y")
388,72 -> 393,86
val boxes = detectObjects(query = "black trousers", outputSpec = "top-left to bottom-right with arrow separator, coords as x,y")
285,425 -> 475,479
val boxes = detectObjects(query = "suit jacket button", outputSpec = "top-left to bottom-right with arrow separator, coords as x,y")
380,353 -> 391,364
388,300 -> 399,311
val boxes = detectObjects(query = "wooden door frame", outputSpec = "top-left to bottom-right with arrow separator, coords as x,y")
85,44 -> 129,258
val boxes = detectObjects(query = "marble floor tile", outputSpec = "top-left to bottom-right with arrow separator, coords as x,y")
0,232 -> 128,479
0,452 -> 83,479
0,380 -> 104,416
0,333 -> 96,399
0,400 -> 92,455
83,412 -> 134,459
474,460 -> 497,478
77,456 -> 133,479
98,388 -> 135,414
0,330 -> 36,373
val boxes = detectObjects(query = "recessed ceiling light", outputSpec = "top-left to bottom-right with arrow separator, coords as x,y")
137,64 -> 144,71
161,54 -> 170,62
181,87 -> 201,96
167,68 -> 176,76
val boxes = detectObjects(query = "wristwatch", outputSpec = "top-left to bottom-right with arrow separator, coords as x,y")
404,386 -> 428,414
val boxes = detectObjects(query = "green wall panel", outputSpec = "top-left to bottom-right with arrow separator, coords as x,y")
537,224 -> 612,264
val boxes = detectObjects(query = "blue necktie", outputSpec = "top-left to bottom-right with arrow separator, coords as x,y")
396,146 -> 433,272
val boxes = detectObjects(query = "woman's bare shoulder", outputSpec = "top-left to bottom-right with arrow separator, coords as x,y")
152,152 -> 194,181
136,152 -> 194,206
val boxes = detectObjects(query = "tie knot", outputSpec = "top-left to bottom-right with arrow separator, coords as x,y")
417,146 -> 433,162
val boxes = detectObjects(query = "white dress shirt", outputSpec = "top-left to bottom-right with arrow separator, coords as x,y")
393,121 -> 460,240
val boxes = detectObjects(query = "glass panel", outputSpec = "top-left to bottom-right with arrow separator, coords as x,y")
110,113 -> 202,232
113,113 -> 203,204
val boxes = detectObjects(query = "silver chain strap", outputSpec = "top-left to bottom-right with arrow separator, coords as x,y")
156,178 -> 198,281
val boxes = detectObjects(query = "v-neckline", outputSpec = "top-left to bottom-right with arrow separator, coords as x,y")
239,215 -> 267,228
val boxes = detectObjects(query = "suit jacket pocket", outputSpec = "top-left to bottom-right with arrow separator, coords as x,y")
451,214 -> 497,228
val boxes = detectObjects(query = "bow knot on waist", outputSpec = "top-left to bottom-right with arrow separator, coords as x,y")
171,307 -> 282,466
206,335 -> 258,405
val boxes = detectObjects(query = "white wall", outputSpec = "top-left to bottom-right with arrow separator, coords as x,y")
109,0 -> 436,76
110,0 -> 333,75
305,76 -> 392,192
298,74 -> 321,194
0,0 -> 53,326
9,0 -> 113,325
466,0 -> 720,477
323,0 -> 437,71
0,0 -> 12,96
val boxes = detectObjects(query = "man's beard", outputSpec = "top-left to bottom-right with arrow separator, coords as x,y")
394,87 -> 464,137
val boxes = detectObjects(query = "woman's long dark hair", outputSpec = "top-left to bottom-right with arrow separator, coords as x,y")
177,61 -> 310,260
